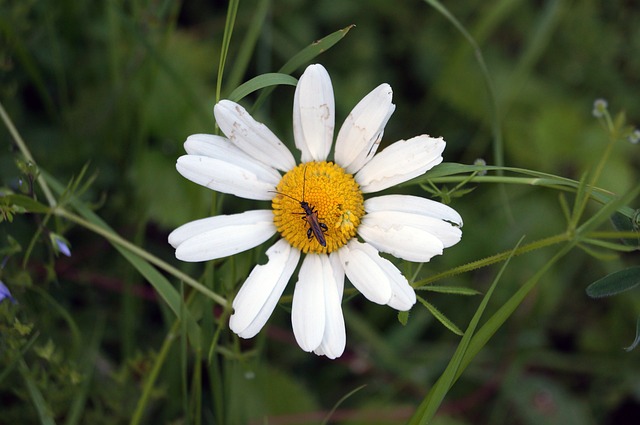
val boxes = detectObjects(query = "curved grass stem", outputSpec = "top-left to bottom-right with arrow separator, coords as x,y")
54,207 -> 227,306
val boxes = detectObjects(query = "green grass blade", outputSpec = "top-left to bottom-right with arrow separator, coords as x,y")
228,73 -> 298,102
577,184 -> 640,235
252,25 -> 355,111
31,286 -> 82,350
278,25 -> 355,74
417,296 -> 463,336
75,209 -> 202,349
44,173 -> 203,350
18,358 -> 56,425
0,332 -> 39,385
130,320 -> 182,425
417,285 -> 480,296
64,317 -> 105,425
216,0 -> 240,102
321,385 -> 367,425
455,244 -> 572,382
422,0 -> 502,168
225,0 -> 271,91
409,238 -> 523,424
624,316 -> 640,352
414,163 -> 636,219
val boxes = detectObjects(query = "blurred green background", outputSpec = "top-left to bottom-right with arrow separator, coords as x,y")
1,0 -> 639,424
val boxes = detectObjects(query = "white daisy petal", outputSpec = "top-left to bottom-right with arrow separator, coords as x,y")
359,209 -> 462,262
356,135 -> 445,193
328,252 -> 345,301
293,64 -> 334,162
214,100 -> 296,172
170,64 -> 462,359
387,271 -> 417,311
338,240 -> 415,310
169,210 -> 276,262
184,134 -> 282,183
291,254 -> 330,352
334,83 -> 395,174
313,253 -> 346,359
363,199 -> 462,248
176,155 -> 277,201
368,247 -> 416,311
184,133 -> 242,156
230,239 -> 300,338
364,194 -> 463,228
338,239 -> 392,305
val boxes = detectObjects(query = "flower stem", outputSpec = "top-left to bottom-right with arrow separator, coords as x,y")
130,319 -> 180,425
414,232 -> 570,287
0,101 -> 57,207
54,207 -> 227,306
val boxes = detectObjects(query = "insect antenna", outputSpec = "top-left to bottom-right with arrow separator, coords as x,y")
271,190 -> 301,202
270,164 -> 309,203
302,164 -> 308,201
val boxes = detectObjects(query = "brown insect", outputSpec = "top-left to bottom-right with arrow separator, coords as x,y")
273,166 -> 328,247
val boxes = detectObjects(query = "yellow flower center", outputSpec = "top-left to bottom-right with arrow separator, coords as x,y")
272,161 -> 365,254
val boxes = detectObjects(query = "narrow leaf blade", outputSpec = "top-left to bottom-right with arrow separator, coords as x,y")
228,73 -> 298,102
624,316 -> 640,352
418,296 -> 463,335
586,266 -> 640,298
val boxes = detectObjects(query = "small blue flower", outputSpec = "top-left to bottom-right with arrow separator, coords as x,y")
50,233 -> 72,257
56,239 -> 71,257
0,281 -> 16,304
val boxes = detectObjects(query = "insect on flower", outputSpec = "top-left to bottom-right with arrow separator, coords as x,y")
271,165 -> 328,247
169,63 -> 464,359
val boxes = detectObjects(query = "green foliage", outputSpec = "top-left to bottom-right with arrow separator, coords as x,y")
586,267 -> 640,298
1,0 -> 639,424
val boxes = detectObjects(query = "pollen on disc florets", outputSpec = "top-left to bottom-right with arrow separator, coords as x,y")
272,161 -> 365,254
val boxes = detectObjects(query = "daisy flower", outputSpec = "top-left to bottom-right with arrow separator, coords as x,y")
169,64 -> 462,359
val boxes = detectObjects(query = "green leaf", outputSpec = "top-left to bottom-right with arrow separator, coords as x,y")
414,163 -> 637,221
417,285 -> 481,296
321,385 -> 366,425
3,194 -> 50,213
610,211 -> 640,247
228,73 -> 298,103
409,238 -> 525,425
252,25 -> 355,110
585,266 -> 640,298
278,25 -> 355,74
18,358 -> 56,425
451,245 -> 573,391
398,310 -> 409,326
624,316 -> 640,352
421,163 -> 484,179
43,172 -> 202,350
64,317 -> 104,425
417,296 -> 463,336
224,0 -> 271,91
